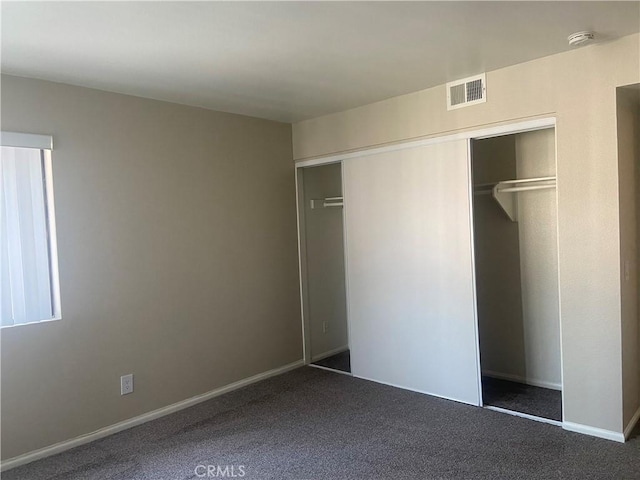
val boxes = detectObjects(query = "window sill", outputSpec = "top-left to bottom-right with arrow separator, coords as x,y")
1,316 -> 62,329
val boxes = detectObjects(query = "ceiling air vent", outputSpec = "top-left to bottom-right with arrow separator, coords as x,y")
446,74 -> 486,110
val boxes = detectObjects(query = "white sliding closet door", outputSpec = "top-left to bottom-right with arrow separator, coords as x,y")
343,140 -> 480,405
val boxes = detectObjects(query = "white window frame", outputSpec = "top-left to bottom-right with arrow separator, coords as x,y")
1,131 -> 61,327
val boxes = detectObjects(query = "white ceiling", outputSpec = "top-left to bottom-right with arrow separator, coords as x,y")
2,2 -> 639,123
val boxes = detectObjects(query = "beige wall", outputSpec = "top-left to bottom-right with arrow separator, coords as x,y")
637,87 -> 640,432
293,33 -> 640,433
616,85 -> 640,429
300,163 -> 348,359
0,75 -> 302,460
637,89 -> 640,431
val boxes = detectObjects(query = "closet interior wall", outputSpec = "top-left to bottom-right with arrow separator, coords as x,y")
299,163 -> 348,362
473,129 -> 561,390
472,136 -> 526,381
616,85 -> 640,429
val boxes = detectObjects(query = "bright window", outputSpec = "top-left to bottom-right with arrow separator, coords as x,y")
1,132 -> 60,327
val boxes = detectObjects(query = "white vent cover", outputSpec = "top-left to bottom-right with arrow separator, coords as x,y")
446,74 -> 486,110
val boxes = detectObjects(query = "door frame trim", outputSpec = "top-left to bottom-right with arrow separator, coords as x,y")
294,117 -> 556,168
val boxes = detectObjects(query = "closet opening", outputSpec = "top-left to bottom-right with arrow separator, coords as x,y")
296,162 -> 350,374
471,128 -> 562,423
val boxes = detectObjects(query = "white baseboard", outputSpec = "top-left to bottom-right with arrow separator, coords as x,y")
482,370 -> 562,391
0,359 -> 304,472
624,405 -> 640,440
563,421 -> 625,443
311,345 -> 348,362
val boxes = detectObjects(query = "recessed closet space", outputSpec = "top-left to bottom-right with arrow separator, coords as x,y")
297,163 -> 350,373
471,128 -> 562,422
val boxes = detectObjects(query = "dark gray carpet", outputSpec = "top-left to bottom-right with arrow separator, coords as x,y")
482,376 -> 563,421
312,350 -> 351,373
4,367 -> 639,480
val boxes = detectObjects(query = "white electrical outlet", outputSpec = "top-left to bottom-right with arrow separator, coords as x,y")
322,321 -> 329,334
121,374 -> 134,395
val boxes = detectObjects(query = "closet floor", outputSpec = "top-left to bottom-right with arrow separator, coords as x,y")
482,376 -> 562,422
312,350 -> 351,373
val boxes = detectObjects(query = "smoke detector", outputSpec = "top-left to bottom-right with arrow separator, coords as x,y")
568,31 -> 595,46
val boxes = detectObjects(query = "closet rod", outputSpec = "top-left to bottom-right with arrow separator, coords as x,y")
492,177 -> 556,222
311,196 -> 344,209
496,184 -> 556,194
497,176 -> 556,185
324,196 -> 343,207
